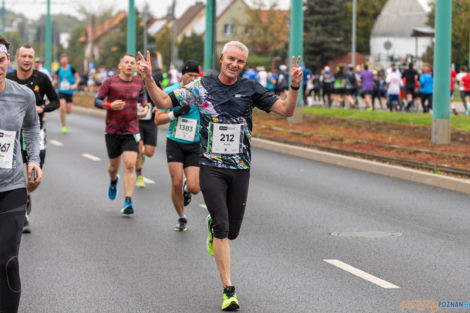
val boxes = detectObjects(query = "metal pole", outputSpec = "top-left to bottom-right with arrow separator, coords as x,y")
431,0 -> 452,144
351,0 -> 356,67
89,14 -> 94,63
143,3 -> 148,53
288,0 -> 303,124
204,0 -> 215,75
127,0 -> 136,55
170,0 -> 177,66
1,0 -> 5,37
45,0 -> 52,71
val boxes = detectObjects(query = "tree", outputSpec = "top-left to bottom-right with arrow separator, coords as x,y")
6,32 -> 22,53
100,10 -> 145,69
243,0 -> 289,57
66,25 -> 86,69
154,24 -> 172,70
426,0 -> 470,68
344,0 -> 388,54
304,0 -> 350,70
177,32 -> 204,65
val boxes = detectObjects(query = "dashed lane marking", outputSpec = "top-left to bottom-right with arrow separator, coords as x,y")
323,259 -> 400,289
49,140 -> 63,146
199,204 -> 207,209
81,153 -> 101,162
143,177 -> 155,184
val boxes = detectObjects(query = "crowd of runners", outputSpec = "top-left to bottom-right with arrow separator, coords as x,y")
239,62 -> 470,115
0,35 -> 303,313
2,27 -> 470,311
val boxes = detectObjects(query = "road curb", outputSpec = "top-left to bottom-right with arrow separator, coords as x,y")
73,105 -> 106,117
73,105 -> 470,195
252,138 -> 470,195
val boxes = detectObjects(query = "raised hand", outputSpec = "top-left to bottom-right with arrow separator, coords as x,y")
290,56 -> 303,87
136,50 -> 152,79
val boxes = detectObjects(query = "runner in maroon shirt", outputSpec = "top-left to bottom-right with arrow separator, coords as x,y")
94,54 -> 148,215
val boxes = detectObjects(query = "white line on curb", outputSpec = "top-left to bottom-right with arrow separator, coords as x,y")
143,177 -> 155,184
82,153 -> 101,162
49,140 -> 63,146
323,259 -> 400,289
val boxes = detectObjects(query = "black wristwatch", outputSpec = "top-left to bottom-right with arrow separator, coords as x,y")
290,84 -> 300,90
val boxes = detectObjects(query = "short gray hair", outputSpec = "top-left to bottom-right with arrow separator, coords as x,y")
221,41 -> 249,57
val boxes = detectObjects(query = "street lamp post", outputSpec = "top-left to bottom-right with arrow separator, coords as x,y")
127,0 -> 136,56
45,0 -> 51,71
351,0 -> 356,67
431,0 -> 452,144
1,0 -> 5,37
288,0 -> 303,124
203,0 -> 215,75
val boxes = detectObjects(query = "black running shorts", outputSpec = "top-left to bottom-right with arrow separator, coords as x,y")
200,166 -> 250,240
166,138 -> 200,168
405,86 -> 417,98
58,93 -> 73,103
105,133 -> 140,159
138,120 -> 157,146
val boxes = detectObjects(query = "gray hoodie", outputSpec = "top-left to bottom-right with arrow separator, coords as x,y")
0,79 -> 39,192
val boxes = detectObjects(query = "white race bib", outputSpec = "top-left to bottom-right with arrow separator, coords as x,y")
39,129 -> 46,150
174,118 -> 198,142
59,80 -> 71,90
210,123 -> 242,154
0,130 -> 16,169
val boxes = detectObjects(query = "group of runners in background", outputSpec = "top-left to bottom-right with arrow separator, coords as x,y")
0,35 -> 303,313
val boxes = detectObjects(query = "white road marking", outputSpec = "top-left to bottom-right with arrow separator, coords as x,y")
143,177 -> 155,184
81,153 -> 101,162
199,204 -> 207,209
49,140 -> 63,146
323,259 -> 400,289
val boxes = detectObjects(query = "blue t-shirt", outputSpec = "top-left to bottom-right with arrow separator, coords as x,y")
163,82 -> 200,143
242,69 -> 258,81
170,76 -> 277,169
56,65 -> 76,95
302,69 -> 313,85
420,73 -> 434,94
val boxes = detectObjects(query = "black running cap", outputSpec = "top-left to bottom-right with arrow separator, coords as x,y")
182,60 -> 200,75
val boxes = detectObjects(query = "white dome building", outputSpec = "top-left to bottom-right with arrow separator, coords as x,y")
370,0 -> 433,65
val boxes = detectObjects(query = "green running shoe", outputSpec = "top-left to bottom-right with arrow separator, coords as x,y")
206,214 -> 214,256
61,125 -> 68,134
221,286 -> 239,311
136,175 -> 145,188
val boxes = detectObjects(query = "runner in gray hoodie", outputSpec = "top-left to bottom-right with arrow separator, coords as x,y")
0,35 -> 42,313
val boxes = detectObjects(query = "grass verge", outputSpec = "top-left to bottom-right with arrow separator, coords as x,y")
302,107 -> 470,132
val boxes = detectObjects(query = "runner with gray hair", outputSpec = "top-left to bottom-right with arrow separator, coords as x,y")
137,40 -> 303,311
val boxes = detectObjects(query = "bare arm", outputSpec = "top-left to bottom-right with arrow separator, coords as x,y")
270,56 -> 303,117
154,105 -> 190,125
154,109 -> 171,125
72,72 -> 80,89
137,51 -> 173,109
52,74 -> 58,87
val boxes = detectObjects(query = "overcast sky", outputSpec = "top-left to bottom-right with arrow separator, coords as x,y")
8,0 -> 429,21
7,0 -> 290,20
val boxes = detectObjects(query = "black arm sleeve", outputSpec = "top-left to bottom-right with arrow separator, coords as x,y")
94,94 -> 107,110
169,92 -> 180,108
42,78 -> 60,112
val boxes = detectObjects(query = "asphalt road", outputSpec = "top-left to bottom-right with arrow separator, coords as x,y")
18,110 -> 470,313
